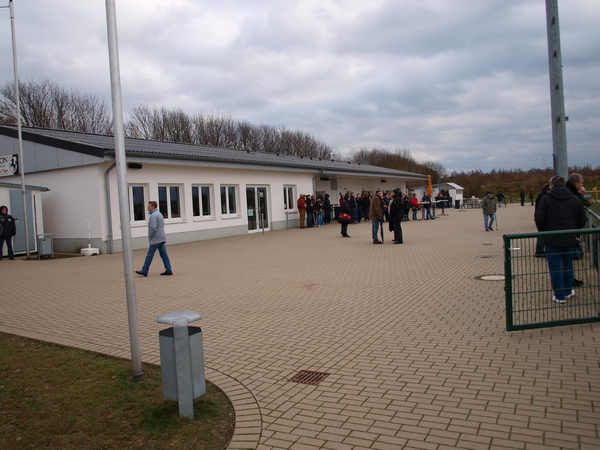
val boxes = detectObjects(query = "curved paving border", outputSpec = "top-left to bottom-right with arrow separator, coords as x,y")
205,367 -> 262,450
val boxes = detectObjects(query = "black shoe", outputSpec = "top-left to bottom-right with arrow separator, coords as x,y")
161,271 -> 173,276
373,240 -> 382,244
573,279 -> 584,287
9,257 -> 15,260
135,270 -> 147,277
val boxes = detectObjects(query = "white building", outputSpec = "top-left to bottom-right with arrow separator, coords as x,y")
411,182 -> 465,208
0,125 -> 427,253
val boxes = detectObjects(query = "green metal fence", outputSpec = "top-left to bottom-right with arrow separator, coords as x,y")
504,211 -> 600,331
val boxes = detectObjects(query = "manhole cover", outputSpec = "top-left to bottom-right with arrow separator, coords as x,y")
476,275 -> 505,281
289,370 -> 330,385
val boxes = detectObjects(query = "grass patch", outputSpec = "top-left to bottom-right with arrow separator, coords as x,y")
0,333 -> 235,449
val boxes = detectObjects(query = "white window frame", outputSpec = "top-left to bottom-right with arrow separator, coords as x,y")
158,184 -> 184,221
220,185 -> 239,217
283,185 -> 297,211
128,184 -> 148,224
192,184 -> 214,220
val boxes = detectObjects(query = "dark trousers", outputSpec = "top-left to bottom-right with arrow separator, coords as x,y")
340,222 -> 349,237
392,221 -> 403,243
0,236 -> 14,259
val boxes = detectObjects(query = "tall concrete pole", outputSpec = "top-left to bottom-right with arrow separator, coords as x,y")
545,0 -> 568,179
105,0 -> 143,382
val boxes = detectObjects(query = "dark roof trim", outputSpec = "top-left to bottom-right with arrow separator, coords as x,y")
0,125 -> 107,158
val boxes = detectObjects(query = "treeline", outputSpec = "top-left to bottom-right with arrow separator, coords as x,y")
445,167 -> 600,200
349,148 -> 447,184
0,79 -> 332,159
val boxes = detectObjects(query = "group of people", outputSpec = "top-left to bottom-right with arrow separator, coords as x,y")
297,194 -> 333,228
335,189 -> 440,244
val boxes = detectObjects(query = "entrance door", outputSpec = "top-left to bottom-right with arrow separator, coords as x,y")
246,186 -> 269,232
10,190 -> 36,253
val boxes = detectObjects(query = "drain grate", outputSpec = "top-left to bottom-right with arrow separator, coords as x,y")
289,370 -> 330,385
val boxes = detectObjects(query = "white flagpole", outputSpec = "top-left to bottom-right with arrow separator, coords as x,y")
105,0 -> 143,381
8,0 -> 31,259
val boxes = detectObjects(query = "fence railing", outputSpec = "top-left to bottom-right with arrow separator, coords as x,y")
504,211 -> 600,331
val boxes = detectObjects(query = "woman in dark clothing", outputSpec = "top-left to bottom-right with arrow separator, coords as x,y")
389,189 -> 404,244
339,199 -> 352,238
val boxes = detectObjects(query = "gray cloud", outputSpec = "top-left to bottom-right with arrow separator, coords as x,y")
1,0 -> 598,173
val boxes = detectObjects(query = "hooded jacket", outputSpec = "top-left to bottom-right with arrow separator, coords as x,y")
0,206 -> 16,237
534,187 -> 586,247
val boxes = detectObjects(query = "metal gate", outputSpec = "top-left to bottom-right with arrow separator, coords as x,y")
504,220 -> 600,331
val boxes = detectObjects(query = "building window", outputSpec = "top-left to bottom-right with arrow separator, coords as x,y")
129,185 -> 147,222
192,185 -> 212,217
220,185 -> 237,215
283,185 -> 296,210
158,185 -> 182,219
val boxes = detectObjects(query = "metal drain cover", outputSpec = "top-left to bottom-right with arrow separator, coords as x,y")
289,370 -> 330,385
476,275 -> 505,281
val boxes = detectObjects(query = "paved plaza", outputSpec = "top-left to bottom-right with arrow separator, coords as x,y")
1,204 -> 599,449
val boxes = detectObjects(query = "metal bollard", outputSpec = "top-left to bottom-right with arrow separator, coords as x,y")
157,310 -> 206,419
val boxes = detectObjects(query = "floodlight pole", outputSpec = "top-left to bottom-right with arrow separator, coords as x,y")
7,0 -> 31,259
105,0 -> 143,382
545,0 -> 568,179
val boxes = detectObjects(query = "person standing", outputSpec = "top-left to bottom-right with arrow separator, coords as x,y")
339,198 -> 352,238
528,188 -> 535,206
369,190 -> 384,244
297,194 -> 306,229
534,176 -> 586,303
496,191 -> 505,208
410,193 -> 420,220
389,189 -> 404,244
323,194 -> 332,224
0,205 -> 16,260
519,188 -> 526,206
481,191 -> 497,231
305,195 -> 315,227
136,201 -> 173,276
421,193 -> 435,220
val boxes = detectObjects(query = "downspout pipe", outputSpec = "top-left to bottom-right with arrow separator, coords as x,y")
104,162 -> 116,254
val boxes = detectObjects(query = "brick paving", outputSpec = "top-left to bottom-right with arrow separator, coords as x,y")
1,204 -> 599,449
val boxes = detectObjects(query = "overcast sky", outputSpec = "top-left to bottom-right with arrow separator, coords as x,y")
1,0 -> 598,173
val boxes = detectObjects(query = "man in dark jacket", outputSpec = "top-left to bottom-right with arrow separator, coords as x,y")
0,205 -> 17,260
534,176 -> 586,303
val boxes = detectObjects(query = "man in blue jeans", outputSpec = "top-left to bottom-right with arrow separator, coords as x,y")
534,176 -> 585,303
136,201 -> 173,276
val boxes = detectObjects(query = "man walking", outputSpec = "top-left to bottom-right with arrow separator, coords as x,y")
534,176 -> 586,303
369,190 -> 384,244
0,205 -> 16,260
136,201 -> 173,276
481,191 -> 497,231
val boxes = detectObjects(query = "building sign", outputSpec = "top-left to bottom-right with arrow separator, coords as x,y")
0,154 -> 18,177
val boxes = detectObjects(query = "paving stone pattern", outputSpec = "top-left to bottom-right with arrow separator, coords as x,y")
1,205 -> 598,449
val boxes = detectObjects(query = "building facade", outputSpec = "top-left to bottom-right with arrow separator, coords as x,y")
0,125 -> 427,253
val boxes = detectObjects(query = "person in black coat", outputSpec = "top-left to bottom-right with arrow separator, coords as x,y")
534,176 -> 586,303
0,205 -> 17,260
339,200 -> 352,238
388,189 -> 404,244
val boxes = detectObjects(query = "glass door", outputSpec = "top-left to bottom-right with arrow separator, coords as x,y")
246,186 -> 269,231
